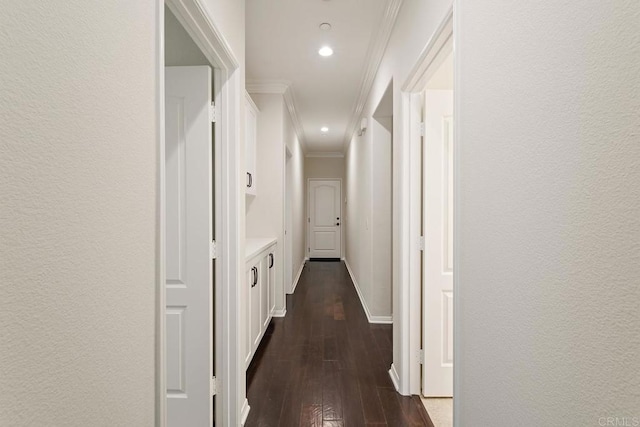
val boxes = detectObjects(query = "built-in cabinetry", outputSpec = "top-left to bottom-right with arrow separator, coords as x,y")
245,92 -> 258,196
244,238 -> 277,368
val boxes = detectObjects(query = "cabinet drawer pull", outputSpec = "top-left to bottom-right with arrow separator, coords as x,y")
269,253 -> 274,269
251,266 -> 258,287
247,172 -> 253,188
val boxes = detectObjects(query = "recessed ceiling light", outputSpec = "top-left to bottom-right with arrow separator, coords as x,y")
318,46 -> 333,57
319,23 -> 332,31
321,126 -> 329,132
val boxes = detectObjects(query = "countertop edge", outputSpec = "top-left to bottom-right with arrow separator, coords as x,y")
245,237 -> 277,261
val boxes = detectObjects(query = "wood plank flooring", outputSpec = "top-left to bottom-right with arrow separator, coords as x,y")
245,261 -> 434,427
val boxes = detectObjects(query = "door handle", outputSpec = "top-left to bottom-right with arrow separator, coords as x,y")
251,266 -> 258,287
246,172 -> 253,188
269,253 -> 274,268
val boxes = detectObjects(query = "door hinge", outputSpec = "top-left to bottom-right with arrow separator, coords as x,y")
209,102 -> 217,123
308,247 -> 310,253
419,236 -> 425,251
308,217 -> 310,223
210,376 -> 217,397
419,122 -> 425,137
210,240 -> 217,259
418,349 -> 424,364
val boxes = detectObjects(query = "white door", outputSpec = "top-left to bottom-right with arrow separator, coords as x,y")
308,180 -> 341,258
165,66 -> 214,425
422,89 -> 454,397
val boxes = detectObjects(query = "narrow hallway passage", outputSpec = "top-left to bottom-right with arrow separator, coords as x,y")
245,261 -> 432,426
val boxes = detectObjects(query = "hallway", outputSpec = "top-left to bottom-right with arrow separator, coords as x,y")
245,261 -> 432,426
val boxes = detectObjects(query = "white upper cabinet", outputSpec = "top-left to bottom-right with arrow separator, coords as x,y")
245,92 -> 258,196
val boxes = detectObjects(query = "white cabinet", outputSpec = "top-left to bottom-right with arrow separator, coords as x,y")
268,252 -> 276,317
245,92 -> 258,196
244,239 -> 277,369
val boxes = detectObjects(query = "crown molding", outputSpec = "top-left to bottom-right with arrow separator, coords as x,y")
342,0 -> 404,149
246,79 -> 307,153
305,152 -> 345,158
282,86 -> 307,154
245,79 -> 290,94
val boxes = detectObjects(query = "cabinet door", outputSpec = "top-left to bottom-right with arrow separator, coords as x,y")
245,93 -> 258,196
268,251 -> 276,316
250,261 -> 262,350
245,267 -> 253,369
261,253 -> 270,330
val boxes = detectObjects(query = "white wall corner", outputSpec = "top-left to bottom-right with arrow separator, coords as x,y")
289,260 -> 305,294
240,399 -> 250,426
245,79 -> 307,153
344,259 -> 392,324
305,152 -> 345,158
272,308 -> 287,318
388,364 -> 401,393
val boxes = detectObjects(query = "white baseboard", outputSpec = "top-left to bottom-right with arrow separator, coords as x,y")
240,399 -> 250,426
344,259 -> 393,324
389,364 -> 400,392
289,260 -> 305,294
272,308 -> 287,318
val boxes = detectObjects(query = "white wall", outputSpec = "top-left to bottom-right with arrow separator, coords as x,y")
346,132 -> 372,315
284,103 -> 306,292
370,117 -> 392,318
344,118 -> 392,321
456,0 -> 640,424
246,93 -> 286,313
0,2 -> 158,425
304,157 -> 346,259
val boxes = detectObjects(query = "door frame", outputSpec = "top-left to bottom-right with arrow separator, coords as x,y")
399,5 -> 453,397
306,178 -> 343,259
157,1 -> 241,425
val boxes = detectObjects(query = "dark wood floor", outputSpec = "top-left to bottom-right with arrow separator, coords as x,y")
245,261 -> 434,427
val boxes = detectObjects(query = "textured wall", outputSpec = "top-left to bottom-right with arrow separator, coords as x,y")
0,1 -> 157,425
457,0 -> 640,424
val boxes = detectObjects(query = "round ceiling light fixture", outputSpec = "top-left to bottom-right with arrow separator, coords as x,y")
318,46 -> 333,57
321,126 -> 329,133
319,23 -> 332,31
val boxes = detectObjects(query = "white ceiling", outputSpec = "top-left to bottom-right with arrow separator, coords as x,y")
246,0 -> 390,153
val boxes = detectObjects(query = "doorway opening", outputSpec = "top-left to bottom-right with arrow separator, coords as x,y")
372,79 -> 394,323
420,48 -> 454,426
158,1 -> 241,425
401,6 -> 453,427
284,147 -> 293,293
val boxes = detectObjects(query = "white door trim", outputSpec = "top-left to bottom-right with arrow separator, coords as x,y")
158,1 -> 241,425
398,5 -> 453,398
307,178 -> 343,259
